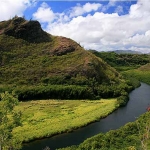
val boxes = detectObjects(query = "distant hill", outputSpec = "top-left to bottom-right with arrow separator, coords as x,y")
89,50 -> 150,71
114,50 -> 142,54
0,17 -> 121,87
138,63 -> 150,71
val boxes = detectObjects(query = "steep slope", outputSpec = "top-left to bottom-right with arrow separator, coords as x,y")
0,17 -> 121,87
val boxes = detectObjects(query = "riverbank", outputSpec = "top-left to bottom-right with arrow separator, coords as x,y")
59,111 -> 150,150
22,82 -> 150,150
12,99 -> 119,143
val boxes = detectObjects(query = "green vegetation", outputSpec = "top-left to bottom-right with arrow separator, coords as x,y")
1,17 -> 149,150
123,64 -> 150,85
0,17 -> 130,101
0,17 -> 135,103
9,99 -> 118,142
0,18 -> 138,107
90,50 -> 150,71
57,55 -> 150,150
0,92 -> 22,150
0,81 -> 133,107
59,112 -> 150,150
0,18 -> 120,87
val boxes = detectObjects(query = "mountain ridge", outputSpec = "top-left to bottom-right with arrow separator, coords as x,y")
0,16 -> 51,43
114,50 -> 142,54
0,17 -> 121,87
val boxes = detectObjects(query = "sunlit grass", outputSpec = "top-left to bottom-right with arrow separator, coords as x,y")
123,69 -> 150,85
10,99 -> 119,142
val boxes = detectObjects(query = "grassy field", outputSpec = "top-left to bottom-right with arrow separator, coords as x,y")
11,99 -> 119,142
122,63 -> 150,85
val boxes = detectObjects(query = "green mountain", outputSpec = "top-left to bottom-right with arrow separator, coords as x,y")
114,50 -> 142,54
0,17 -> 121,86
89,50 -> 150,71
0,17 -> 136,101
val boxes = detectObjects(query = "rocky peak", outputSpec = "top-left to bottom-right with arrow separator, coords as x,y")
0,16 -> 51,43
50,36 -> 81,56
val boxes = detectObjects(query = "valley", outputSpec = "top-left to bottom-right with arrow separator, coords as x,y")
0,17 -> 150,150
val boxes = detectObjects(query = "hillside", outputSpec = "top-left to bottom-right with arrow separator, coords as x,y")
138,63 -> 150,71
0,17 -> 120,87
0,17 -> 137,102
122,63 -> 150,85
114,50 -> 142,54
89,50 -> 150,71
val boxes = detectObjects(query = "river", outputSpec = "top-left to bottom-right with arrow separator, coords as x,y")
22,82 -> 150,150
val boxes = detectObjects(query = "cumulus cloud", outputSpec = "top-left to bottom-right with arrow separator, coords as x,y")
124,31 -> 150,47
9,0 -> 149,53
129,0 -> 150,18
45,0 -> 150,53
69,3 -> 102,18
33,2 -> 102,24
33,2 -> 56,23
0,0 -> 35,21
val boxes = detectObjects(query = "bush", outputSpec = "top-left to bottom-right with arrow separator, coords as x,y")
14,85 -> 95,101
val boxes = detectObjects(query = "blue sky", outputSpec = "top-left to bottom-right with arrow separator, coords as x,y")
24,1 -> 136,17
0,0 -> 150,53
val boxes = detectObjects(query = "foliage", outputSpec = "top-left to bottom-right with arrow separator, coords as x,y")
10,99 -> 119,142
0,92 -> 22,150
14,85 -> 94,100
59,112 -> 150,150
90,50 -> 150,71
122,64 -> 150,85
0,81 -> 133,107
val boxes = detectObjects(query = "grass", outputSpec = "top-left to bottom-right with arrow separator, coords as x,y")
10,99 -> 119,142
122,64 -> 150,85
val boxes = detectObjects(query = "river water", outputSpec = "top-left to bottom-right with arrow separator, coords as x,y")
22,82 -> 150,150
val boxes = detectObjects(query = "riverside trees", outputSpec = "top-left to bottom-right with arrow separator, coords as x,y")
0,92 -> 22,150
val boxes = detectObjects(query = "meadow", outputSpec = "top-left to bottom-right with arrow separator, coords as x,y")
122,64 -> 150,85
10,99 -> 119,142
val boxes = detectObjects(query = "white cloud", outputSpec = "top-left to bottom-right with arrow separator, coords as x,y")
32,2 -> 102,25
129,0 -> 150,18
69,3 -> 102,18
33,2 -> 56,23
44,0 -> 150,53
124,31 -> 150,47
0,0 -> 34,21
2,0 -> 147,53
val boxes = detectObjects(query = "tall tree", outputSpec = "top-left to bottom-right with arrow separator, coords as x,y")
0,92 -> 22,150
